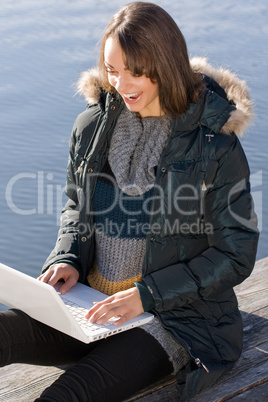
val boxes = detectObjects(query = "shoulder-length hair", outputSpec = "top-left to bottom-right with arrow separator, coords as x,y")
99,2 -> 204,116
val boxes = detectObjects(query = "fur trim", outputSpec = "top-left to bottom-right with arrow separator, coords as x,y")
76,58 -> 254,136
190,57 -> 254,136
76,68 -> 102,105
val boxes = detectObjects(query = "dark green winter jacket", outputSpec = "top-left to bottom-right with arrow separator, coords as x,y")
42,57 -> 259,400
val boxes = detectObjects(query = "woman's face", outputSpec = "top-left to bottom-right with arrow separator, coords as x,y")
104,36 -> 162,118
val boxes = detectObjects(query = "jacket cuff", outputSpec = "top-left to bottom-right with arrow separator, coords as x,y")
135,280 -> 155,312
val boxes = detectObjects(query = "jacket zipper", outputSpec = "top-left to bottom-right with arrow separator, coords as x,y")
194,358 -> 209,373
144,122 -> 210,373
87,101 -> 124,204
153,310 -> 210,373
144,121 -> 211,374
144,125 -> 173,244
75,111 -> 104,175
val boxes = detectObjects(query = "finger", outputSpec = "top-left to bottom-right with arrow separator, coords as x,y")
87,304 -> 122,324
95,308 -> 122,325
85,303 -> 109,321
84,305 -> 100,319
112,314 -> 129,326
85,296 -> 116,318
46,270 -> 62,287
38,269 -> 54,283
59,275 -> 78,295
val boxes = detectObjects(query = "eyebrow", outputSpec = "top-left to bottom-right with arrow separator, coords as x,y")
104,61 -> 128,71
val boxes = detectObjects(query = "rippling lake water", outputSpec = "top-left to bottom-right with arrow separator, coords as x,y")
0,0 -> 267,309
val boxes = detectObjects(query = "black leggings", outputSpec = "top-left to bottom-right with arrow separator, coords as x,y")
0,309 -> 174,401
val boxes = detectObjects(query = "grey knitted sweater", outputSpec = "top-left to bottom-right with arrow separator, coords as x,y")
87,107 -> 190,373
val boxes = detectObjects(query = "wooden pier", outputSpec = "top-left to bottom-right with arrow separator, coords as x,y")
0,257 -> 267,401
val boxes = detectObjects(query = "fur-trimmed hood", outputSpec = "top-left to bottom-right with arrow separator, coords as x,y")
76,57 -> 254,137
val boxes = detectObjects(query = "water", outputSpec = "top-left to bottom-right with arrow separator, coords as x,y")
0,0 -> 267,310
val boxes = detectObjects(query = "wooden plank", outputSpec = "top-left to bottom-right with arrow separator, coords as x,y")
226,381 -> 268,401
0,364 -> 65,401
129,342 -> 268,401
235,257 -> 268,314
125,377 -> 177,402
190,340 -> 268,401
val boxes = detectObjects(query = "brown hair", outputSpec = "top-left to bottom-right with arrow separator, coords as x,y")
99,2 -> 204,116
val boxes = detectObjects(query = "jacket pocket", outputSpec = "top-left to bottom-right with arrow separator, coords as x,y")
167,160 -> 196,175
191,299 -> 222,325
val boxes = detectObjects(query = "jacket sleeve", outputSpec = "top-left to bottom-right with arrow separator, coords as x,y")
41,121 -> 83,277
139,136 -> 259,312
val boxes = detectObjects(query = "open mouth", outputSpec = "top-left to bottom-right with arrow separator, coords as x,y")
123,92 -> 142,104
124,92 -> 141,100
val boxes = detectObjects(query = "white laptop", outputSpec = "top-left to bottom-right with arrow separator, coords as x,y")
0,263 -> 153,343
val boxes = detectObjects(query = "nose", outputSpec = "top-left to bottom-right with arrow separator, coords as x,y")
113,74 -> 129,94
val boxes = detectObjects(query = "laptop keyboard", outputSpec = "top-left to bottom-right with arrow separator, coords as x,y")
61,297 -> 117,331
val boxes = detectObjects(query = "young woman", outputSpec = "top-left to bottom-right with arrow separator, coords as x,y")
0,2 -> 259,401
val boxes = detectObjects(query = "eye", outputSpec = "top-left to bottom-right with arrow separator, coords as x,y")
105,67 -> 117,75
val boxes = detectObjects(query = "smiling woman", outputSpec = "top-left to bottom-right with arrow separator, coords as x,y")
104,36 -> 161,117
99,2 -> 203,116
0,1 -> 259,402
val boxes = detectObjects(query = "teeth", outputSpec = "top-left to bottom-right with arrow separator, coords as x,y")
124,92 -> 140,100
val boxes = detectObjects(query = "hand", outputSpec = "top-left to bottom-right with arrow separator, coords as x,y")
85,287 -> 144,326
38,263 -> 79,295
